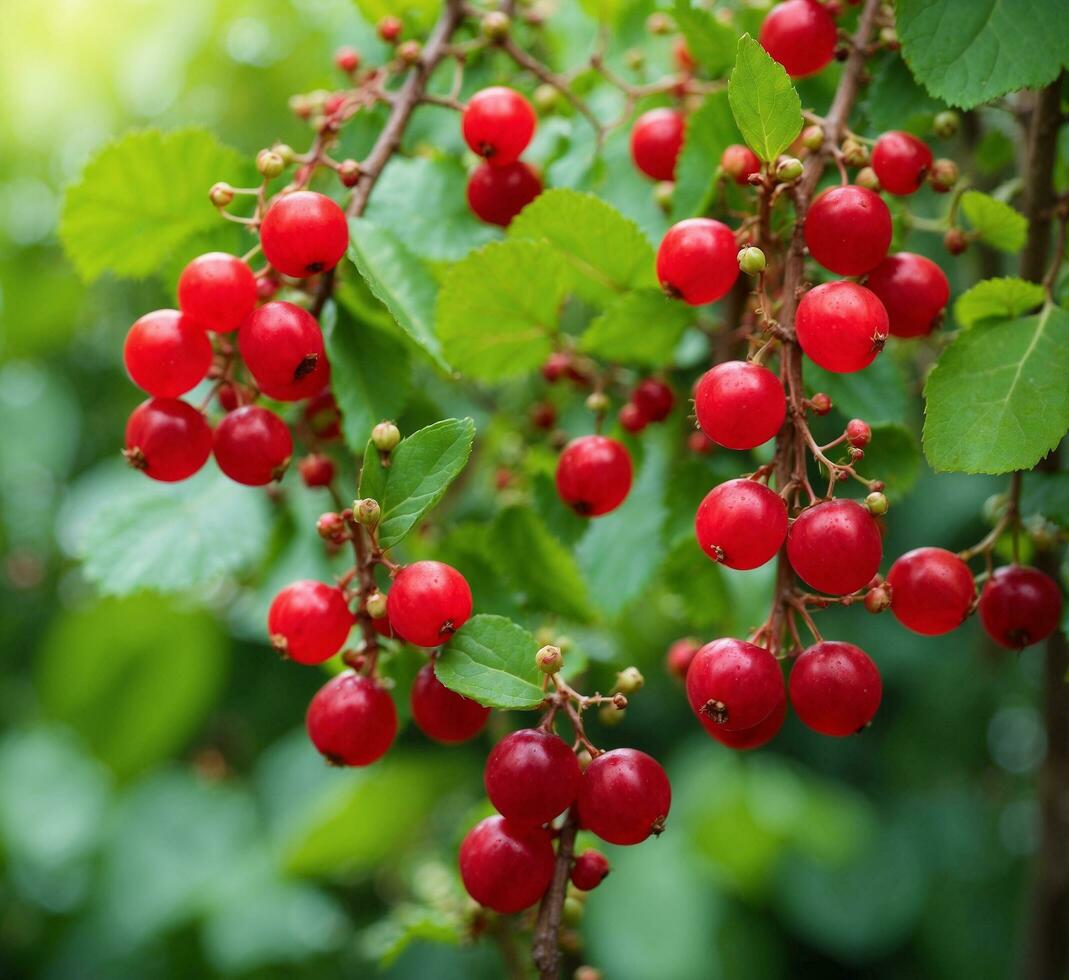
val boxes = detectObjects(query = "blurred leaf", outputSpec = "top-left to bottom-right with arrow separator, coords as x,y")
363,902 -> 464,968
673,0 -> 737,76
436,615 -> 545,709
1020,471 -> 1069,528
579,289 -> 693,366
954,277 -> 1045,328
805,354 -> 910,425
577,0 -> 627,22
672,90 -> 742,220
434,522 -> 524,622
728,35 -> 802,163
353,0 -> 443,31
974,128 -> 1016,176
959,190 -> 1028,254
853,422 -> 920,501
862,56 -> 945,135
662,538 -> 730,630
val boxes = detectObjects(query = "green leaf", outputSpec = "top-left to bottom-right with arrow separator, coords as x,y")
954,277 -> 1046,328
673,0 -> 738,76
897,0 -> 1069,110
852,423 -> 921,501
352,0 -> 441,31
437,240 -> 567,381
727,34 -> 802,163
579,289 -> 693,366
577,0 -> 626,23
672,90 -> 743,220
862,56 -> 946,136
924,304 -> 1069,473
347,217 -> 447,370
959,190 -> 1028,254
436,615 -> 546,710
805,356 -> 909,425
59,128 -> 253,283
374,418 -> 476,550
1020,472 -> 1069,528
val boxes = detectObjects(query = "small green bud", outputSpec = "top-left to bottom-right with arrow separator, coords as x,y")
624,48 -> 645,71
257,149 -> 285,178
856,166 -> 880,191
865,491 -> 889,516
533,84 -> 558,113
563,897 -> 584,926
928,157 -> 959,193
272,143 -> 295,163
372,421 -> 401,452
598,704 -> 625,727
209,182 -> 234,207
536,644 -> 563,674
480,11 -> 510,41
353,497 -> 381,527
879,26 -> 899,49
653,180 -> 674,211
737,245 -> 766,275
646,11 -> 672,34
932,111 -> 959,139
840,137 -> 868,167
365,590 -> 388,619
864,585 -> 891,613
801,125 -> 824,151
397,40 -> 422,65
613,666 -> 644,695
585,391 -> 609,413
775,156 -> 803,182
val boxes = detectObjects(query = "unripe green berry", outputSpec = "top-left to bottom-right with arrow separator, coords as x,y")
928,158 -> 959,193
932,111 -> 959,139
646,11 -> 672,34
257,149 -> 285,178
585,391 -> 609,413
338,159 -> 362,188
209,182 -> 235,207
613,666 -> 644,695
841,138 -> 868,167
366,590 -> 388,619
856,166 -> 881,191
481,11 -> 510,40
272,143 -> 295,163
776,156 -> 803,182
879,26 -> 899,49
624,48 -> 645,71
372,421 -> 401,452
563,897 -> 584,926
353,497 -> 381,527
653,180 -> 675,211
288,94 -> 312,119
865,491 -> 888,515
801,125 -> 824,151
533,84 -> 558,113
598,703 -> 625,726
397,40 -> 422,65
737,245 -> 766,275
536,644 -> 563,674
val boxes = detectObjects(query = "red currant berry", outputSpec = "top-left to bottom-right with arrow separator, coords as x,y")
268,579 -> 353,664
570,850 -> 610,891
123,310 -> 213,398
804,185 -> 892,276
787,499 -> 883,595
217,382 -> 240,412
686,638 -> 785,733
721,144 -> 762,185
531,402 -> 557,430
297,453 -> 335,487
695,479 -> 788,570
462,87 -> 537,166
335,46 -> 360,73
871,131 -> 933,196
759,0 -> 837,78
845,419 -> 871,448
979,565 -> 1064,649
238,301 -> 329,401
306,671 -> 397,765
377,15 -> 402,42
410,662 -> 490,744
459,815 -> 555,914
630,108 -> 685,181
864,252 -> 949,338
632,378 -> 675,421
177,252 -> 258,333
213,405 -> 293,485
466,161 -> 542,226
577,748 -> 671,846
886,547 -> 975,636
708,692 -> 787,750
259,191 -> 349,279
789,641 -> 882,737
666,637 -> 701,679
656,218 -> 739,305
304,391 -> 342,440
256,274 -> 280,300
795,281 -> 889,373
555,435 -> 633,517
387,560 -> 473,647
124,398 -> 212,482
485,728 -> 582,825
618,401 -> 648,434
694,360 -> 786,450
688,430 -> 716,455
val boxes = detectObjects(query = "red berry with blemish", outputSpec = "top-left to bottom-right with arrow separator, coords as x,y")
387,560 -> 473,647
686,638 -> 785,734
886,547 -> 975,636
695,479 -> 788,570
865,252 -> 950,338
462,87 -> 537,166
571,850 -> 611,891
795,281 -> 889,373
708,691 -> 787,750
656,218 -> 740,305
259,191 -> 349,279
268,579 -> 353,664
555,435 -> 633,517
177,252 -> 258,333
578,748 -> 671,846
846,419 -> 871,448
694,360 -> 786,450
872,130 -> 933,196
410,662 -> 490,743
239,301 -> 329,401
459,815 -> 555,913
630,108 -> 685,181
213,405 -> 293,485
466,161 -> 542,226
787,498 -> 883,595
484,728 -> 582,826
721,144 -> 762,185
979,565 -> 1063,649
306,670 -> 397,765
124,398 -> 212,482
789,641 -> 882,737
759,0 -> 838,79
804,185 -> 892,276
123,310 -> 213,398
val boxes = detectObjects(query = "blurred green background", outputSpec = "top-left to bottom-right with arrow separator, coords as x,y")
0,1 -> 1050,978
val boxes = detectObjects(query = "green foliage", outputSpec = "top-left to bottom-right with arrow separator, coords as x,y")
862,56 -> 946,136
672,90 -> 742,220
580,289 -> 693,366
958,191 -> 1028,254
1020,471 -> 1069,528
673,0 -> 737,77
436,615 -> 545,709
806,356 -> 910,426
953,277 -> 1046,328
728,35 -> 802,164
855,423 -> 921,502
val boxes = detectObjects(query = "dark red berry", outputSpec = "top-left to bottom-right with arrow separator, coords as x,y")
871,131 -> 933,196
666,637 -> 701,679
259,191 -> 349,279
466,161 -> 542,226
886,546 -> 975,636
578,748 -> 671,846
708,691 -> 787,750
123,309 -> 213,398
177,252 -> 258,333
686,638 -> 785,733
695,479 -> 788,570
570,850 -> 610,891
846,419 -> 871,448
268,579 -> 353,664
787,499 -> 883,595
304,390 -> 342,440
124,398 -> 212,482
795,281 -> 889,373
721,144 -> 761,185
865,252 -> 949,338
656,218 -> 739,305
804,185 -> 892,276
387,560 -> 473,647
630,108 -> 685,181
306,671 -> 397,765
485,728 -> 582,825
531,402 -> 557,429
297,453 -> 335,487
632,378 -> 675,421
459,815 -> 555,914
410,662 -> 490,743
789,641 -> 882,737
217,382 -> 240,412
462,87 -> 536,166
618,402 -> 648,433
213,405 -> 293,485
759,0 -> 837,78
541,351 -> 589,385
555,435 -> 633,517
979,565 -> 1063,649
694,360 -> 786,450
238,301 -> 329,401
688,430 -> 716,454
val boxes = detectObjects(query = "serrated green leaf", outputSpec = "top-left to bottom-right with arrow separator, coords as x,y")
437,240 -> 566,380
436,615 -> 546,709
577,0 -> 626,22
347,217 -> 447,370
579,289 -> 692,366
959,190 -> 1028,254
924,304 -> 1069,473
861,55 -> 946,137
727,35 -> 802,163
672,90 -> 743,220
674,0 -> 738,76
805,356 -> 909,425
1020,472 -> 1069,528
954,277 -> 1046,328
59,128 -> 253,283
852,423 -> 920,501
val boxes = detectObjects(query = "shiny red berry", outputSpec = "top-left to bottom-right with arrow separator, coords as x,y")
335,46 -> 360,73
630,108 -> 685,181
377,15 -> 402,42
804,185 -> 892,276
886,547 -> 975,636
466,161 -> 542,226
485,728 -> 582,825
462,87 -> 536,166
979,565 -> 1063,649
695,479 -> 788,570
787,499 -> 882,595
410,662 -> 490,743
759,0 -> 837,78
555,435 -> 633,517
306,671 -> 397,765
303,390 -> 342,440
177,252 -> 258,333
123,310 -> 213,398
721,144 -> 761,185
864,252 -> 949,338
657,218 -> 739,305
459,815 -> 555,914
578,748 -> 671,846
570,850 -> 610,891
686,638 -> 785,734
239,301 -> 329,401
845,419 -> 871,448
297,453 -> 335,487
871,131 -> 933,196
694,360 -> 786,450
213,405 -> 293,485
259,191 -> 349,279
268,579 -> 353,664
666,637 -> 701,679
795,281 -> 889,373
708,692 -> 787,750
618,402 -> 648,433
632,378 -> 675,421
124,398 -> 212,482
789,641 -> 882,737
387,560 -> 473,647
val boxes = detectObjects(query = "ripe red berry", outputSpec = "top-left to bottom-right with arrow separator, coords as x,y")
304,390 -> 342,440
630,108 -> 685,181
632,378 -> 675,421
466,161 -> 542,226
124,398 -> 212,482
686,638 -> 785,734
845,419 -> 871,448
410,662 -> 490,743
721,144 -> 762,185
871,131 -> 933,196
259,191 -> 349,279
804,185 -> 892,276
377,15 -> 402,42
268,579 -> 353,664
297,453 -> 335,487
239,301 -> 329,401
787,499 -> 882,595
577,748 -> 671,846
123,310 -> 213,398
789,641 -> 882,737
570,850 -> 610,891
177,253 -> 258,333
555,435 -> 633,517
979,565 -> 1063,649
694,360 -> 786,450
459,815 -> 555,913
485,728 -> 582,825
656,218 -> 739,305
618,401 -> 648,433
886,547 -> 975,636
759,0 -> 838,78
462,87 -> 537,166
695,479 -> 788,570
387,560 -> 473,647
335,46 -> 360,73
795,281 -> 889,373
708,692 -> 787,750
688,430 -> 716,454
666,637 -> 701,679
306,671 -> 397,765
864,252 -> 950,338
213,405 -> 293,485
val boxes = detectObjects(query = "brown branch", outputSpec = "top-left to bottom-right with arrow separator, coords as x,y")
531,808 -> 579,980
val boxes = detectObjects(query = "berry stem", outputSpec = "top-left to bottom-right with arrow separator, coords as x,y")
531,807 -> 579,980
